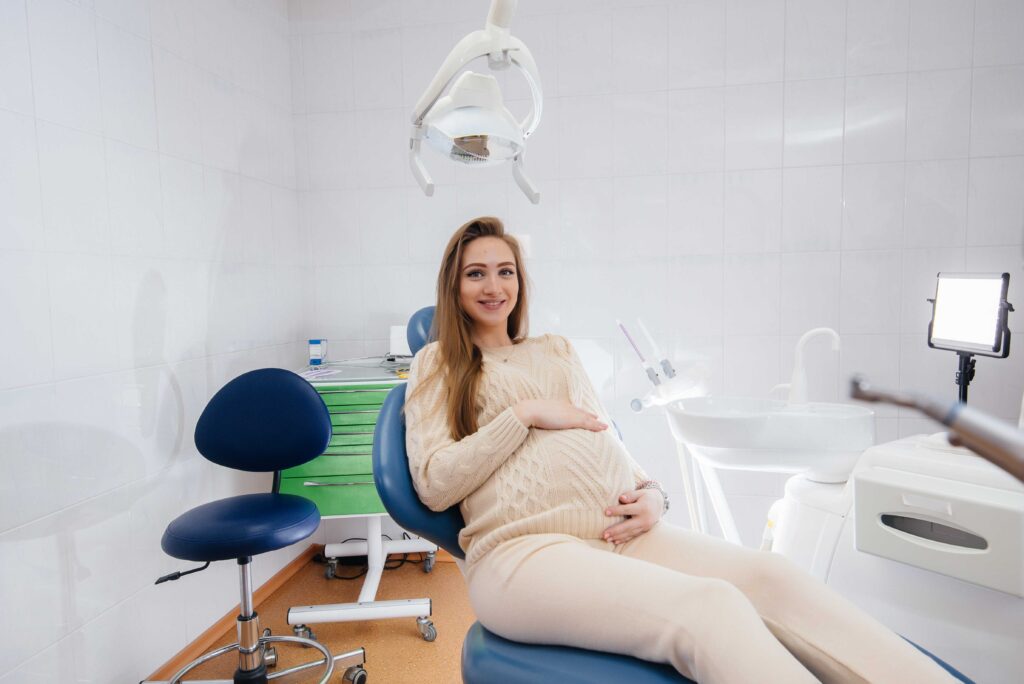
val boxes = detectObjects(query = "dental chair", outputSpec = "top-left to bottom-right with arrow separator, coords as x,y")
144,368 -> 366,684
373,308 -> 686,683
373,307 -> 974,684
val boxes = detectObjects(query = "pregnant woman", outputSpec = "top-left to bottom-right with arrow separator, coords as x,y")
404,216 -> 954,683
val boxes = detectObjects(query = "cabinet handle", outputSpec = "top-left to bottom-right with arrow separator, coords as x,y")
320,389 -> 388,395
303,481 -> 374,487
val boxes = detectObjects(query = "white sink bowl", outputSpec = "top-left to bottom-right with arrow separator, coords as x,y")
666,397 -> 875,483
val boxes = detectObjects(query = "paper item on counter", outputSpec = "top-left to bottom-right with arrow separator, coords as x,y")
390,325 -> 412,356
299,368 -> 337,378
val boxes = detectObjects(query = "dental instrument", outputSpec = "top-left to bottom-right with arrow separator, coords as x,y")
636,318 -> 676,379
851,376 -> 1024,484
617,319 -> 661,386
409,0 -> 543,203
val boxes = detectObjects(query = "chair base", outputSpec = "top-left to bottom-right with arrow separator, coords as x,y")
287,515 -> 438,641
140,623 -> 365,684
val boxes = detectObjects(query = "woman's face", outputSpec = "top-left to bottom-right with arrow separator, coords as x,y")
458,236 -> 519,336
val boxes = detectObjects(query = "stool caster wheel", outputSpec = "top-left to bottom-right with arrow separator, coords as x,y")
343,665 -> 368,683
293,624 -> 316,643
325,558 -> 337,579
417,617 -> 436,642
423,551 -> 435,573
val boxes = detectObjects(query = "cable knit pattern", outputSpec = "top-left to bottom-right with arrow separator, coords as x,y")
405,334 -> 649,567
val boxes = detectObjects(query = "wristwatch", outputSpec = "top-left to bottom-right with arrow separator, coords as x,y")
636,479 -> 670,514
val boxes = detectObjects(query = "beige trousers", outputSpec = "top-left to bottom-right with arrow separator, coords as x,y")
465,522 -> 956,683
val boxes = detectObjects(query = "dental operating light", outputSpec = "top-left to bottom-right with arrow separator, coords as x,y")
927,272 -> 1013,403
409,0 -> 543,204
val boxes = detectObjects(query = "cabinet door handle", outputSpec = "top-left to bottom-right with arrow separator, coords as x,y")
303,481 -> 374,487
320,389 -> 387,395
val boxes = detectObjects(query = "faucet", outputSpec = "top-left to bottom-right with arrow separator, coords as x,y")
788,327 -> 841,404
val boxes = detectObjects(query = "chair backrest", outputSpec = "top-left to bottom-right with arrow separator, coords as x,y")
406,305 -> 435,355
373,305 -> 466,558
373,384 -> 466,558
195,368 -> 332,472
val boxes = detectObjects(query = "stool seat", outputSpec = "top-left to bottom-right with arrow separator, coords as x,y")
161,493 -> 320,562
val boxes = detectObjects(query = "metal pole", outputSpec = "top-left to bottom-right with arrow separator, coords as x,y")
238,558 -> 254,618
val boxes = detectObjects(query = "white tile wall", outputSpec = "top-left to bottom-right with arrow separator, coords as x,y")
846,0 -> 910,77
842,162 -> 905,250
0,1 -> 307,681
908,0 -> 973,71
785,0 -> 846,80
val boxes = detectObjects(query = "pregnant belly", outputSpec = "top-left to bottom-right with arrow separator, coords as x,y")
536,428 -> 635,507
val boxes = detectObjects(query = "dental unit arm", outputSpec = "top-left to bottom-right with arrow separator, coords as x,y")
618,320 -> 661,387
637,318 -> 677,379
408,0 -> 543,203
850,376 -> 1024,483
618,320 -> 707,412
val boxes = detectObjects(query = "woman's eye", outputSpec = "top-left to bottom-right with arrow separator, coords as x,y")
500,269 -> 515,277
466,270 -> 483,278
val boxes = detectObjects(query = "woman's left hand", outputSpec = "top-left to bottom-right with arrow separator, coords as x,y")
602,488 -> 664,545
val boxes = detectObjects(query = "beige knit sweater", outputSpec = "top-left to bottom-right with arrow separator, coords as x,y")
404,334 -> 649,567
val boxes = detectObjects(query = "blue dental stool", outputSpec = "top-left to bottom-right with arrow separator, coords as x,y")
372,306 -> 973,684
146,368 -> 366,684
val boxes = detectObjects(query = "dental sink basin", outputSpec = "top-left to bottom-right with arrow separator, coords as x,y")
666,397 -> 875,483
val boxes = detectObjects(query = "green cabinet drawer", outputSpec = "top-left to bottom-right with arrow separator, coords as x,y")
280,474 -> 385,516
322,444 -> 374,456
328,432 -> 374,447
331,411 -> 380,428
319,387 -> 391,408
282,453 -> 372,478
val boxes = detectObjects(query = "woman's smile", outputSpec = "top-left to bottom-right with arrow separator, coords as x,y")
478,298 -> 507,312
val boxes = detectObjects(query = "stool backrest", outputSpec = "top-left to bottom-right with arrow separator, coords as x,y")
195,368 -> 332,472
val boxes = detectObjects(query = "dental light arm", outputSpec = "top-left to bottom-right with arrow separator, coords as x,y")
850,376 -> 1024,483
409,0 -> 543,203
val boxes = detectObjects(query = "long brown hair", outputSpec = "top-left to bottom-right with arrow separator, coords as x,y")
417,217 -> 529,440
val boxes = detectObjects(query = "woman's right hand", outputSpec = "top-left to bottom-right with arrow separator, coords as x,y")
513,399 -> 608,432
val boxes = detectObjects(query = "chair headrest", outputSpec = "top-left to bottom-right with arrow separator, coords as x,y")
407,306 -> 436,355
195,368 -> 331,472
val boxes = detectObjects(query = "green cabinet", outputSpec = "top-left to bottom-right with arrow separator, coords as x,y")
277,381 -> 399,517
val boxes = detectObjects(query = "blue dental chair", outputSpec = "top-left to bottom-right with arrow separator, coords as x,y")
372,307 -> 973,684
145,368 -> 366,684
